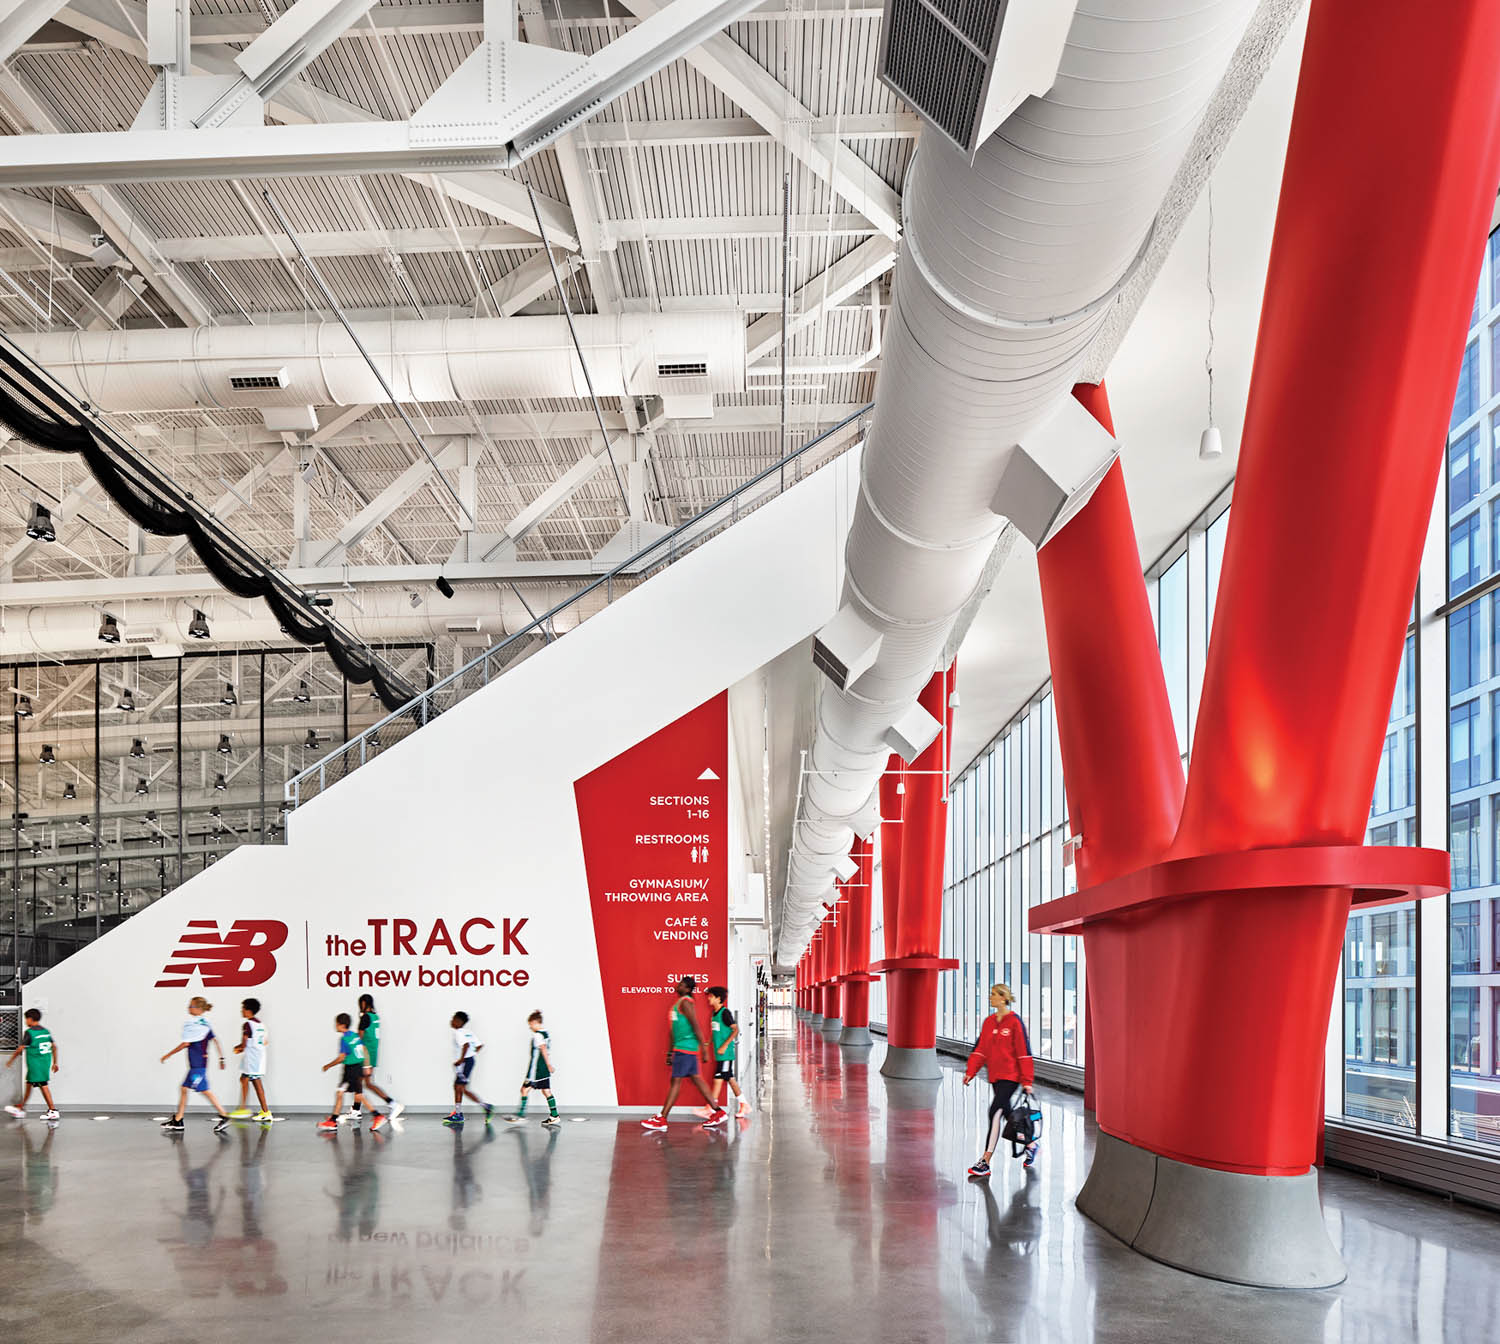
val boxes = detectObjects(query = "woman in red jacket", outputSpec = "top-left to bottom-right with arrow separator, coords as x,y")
962,983 -> 1037,1178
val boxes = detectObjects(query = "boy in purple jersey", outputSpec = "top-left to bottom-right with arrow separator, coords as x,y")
159,996 -> 230,1133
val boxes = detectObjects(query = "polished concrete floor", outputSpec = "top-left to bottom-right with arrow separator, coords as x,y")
2,1012 -> 1499,1342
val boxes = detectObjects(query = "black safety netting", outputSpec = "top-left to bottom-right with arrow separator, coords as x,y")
0,339 -> 421,714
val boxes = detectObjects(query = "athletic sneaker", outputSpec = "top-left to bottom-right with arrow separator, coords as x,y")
482,1104 -> 494,1123
1023,1142 -> 1040,1169
42,1109 -> 59,1121
640,1114 -> 668,1131
317,1117 -> 339,1132
213,1117 -> 230,1133
443,1111 -> 464,1126
229,1107 -> 252,1118
737,1101 -> 751,1118
4,1105 -> 23,1118
254,1111 -> 274,1122
387,1101 -> 405,1121
967,1159 -> 991,1179
370,1114 -> 388,1133
161,1118 -> 184,1132
706,1107 -> 729,1126
541,1116 -> 560,1128
503,1114 -> 524,1124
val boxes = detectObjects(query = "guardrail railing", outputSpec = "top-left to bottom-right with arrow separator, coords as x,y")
283,404 -> 872,811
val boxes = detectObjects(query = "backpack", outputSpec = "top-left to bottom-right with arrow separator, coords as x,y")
1001,1092 -> 1043,1158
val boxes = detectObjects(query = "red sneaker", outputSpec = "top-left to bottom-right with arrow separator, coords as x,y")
317,1117 -> 339,1133
704,1107 -> 729,1127
371,1114 -> 388,1133
640,1114 -> 668,1131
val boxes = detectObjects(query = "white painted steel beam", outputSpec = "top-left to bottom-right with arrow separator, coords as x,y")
744,236 -> 897,364
79,271 -> 147,330
0,0 -> 69,61
0,189 -> 96,255
614,0 -> 901,241
484,249 -> 584,316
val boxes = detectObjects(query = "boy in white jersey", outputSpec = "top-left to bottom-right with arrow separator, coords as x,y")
444,1011 -> 491,1126
230,998 -> 271,1120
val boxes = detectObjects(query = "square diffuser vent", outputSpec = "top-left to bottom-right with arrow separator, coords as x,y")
878,0 -> 1077,161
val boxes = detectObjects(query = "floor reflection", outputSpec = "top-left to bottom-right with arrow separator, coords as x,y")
1,1015 -> 1498,1341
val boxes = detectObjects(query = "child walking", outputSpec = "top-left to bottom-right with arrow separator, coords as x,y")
159,996 -> 231,1133
642,977 -> 726,1131
230,998 -> 272,1121
352,994 -> 403,1121
445,1011 -> 491,1126
319,1013 -> 387,1134
505,1010 -> 559,1127
5,1008 -> 60,1120
706,987 -> 748,1119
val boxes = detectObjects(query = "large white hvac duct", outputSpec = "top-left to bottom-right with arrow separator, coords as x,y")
2,585 -> 606,657
779,0 -> 1260,962
9,313 -> 744,413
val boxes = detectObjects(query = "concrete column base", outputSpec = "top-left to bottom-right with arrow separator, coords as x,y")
839,1025 -> 873,1047
1077,1131 -> 1346,1289
879,1045 -> 942,1080
820,1016 -> 844,1037
806,1013 -> 823,1028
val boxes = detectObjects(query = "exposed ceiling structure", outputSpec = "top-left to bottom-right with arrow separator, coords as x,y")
0,0 -> 898,795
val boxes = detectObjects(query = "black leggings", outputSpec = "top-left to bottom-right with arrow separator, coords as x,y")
985,1080 -> 1022,1154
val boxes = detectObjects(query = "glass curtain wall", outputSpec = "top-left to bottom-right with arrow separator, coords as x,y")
1,644 -> 427,992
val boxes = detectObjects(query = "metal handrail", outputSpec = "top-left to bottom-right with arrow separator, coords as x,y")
283,403 -> 873,810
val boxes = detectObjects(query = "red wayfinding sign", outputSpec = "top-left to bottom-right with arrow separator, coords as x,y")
575,693 -> 729,1106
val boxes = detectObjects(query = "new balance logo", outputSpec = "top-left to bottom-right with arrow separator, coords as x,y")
155,919 -> 289,988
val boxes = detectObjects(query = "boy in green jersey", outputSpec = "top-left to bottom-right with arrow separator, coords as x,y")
5,1008 -> 60,1120
705,987 -> 748,1119
641,977 -> 725,1131
505,1009 -> 559,1126
319,1013 -> 387,1134
347,994 -> 403,1123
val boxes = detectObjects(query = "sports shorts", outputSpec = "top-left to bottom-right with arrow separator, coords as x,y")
341,1065 -> 367,1093
521,1075 -> 551,1092
183,1068 -> 210,1092
713,1058 -> 736,1081
670,1050 -> 700,1079
454,1056 -> 476,1085
240,1072 -> 263,1082
26,1071 -> 50,1088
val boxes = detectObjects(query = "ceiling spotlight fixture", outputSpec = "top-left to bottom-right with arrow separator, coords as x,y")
292,680 -> 311,704
213,772 -> 227,791
117,687 -> 136,712
188,609 -> 211,640
15,695 -> 32,719
217,734 -> 232,756
62,781 -> 76,800
210,805 -> 221,819
129,738 -> 145,758
26,500 -> 56,542
98,613 -> 121,643
435,575 -> 455,600
408,590 -> 422,609
304,729 -> 319,750
37,744 -> 55,765
135,778 -> 149,796
221,682 -> 237,707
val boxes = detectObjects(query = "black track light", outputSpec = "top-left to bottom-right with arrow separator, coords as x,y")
213,772 -> 227,791
292,680 -> 311,703
221,682 -> 237,707
117,687 -> 136,712
37,744 -> 55,765
217,734 -> 232,756
26,500 -> 56,542
129,738 -> 145,758
187,609 -> 211,640
98,613 -> 121,643
62,781 -> 76,800
15,695 -> 31,719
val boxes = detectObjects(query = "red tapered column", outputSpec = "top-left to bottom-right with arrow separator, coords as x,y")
839,838 -> 875,1040
821,898 -> 843,1028
881,664 -> 957,1076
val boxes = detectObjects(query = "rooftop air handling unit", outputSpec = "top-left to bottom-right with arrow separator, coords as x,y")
878,0 -> 1079,160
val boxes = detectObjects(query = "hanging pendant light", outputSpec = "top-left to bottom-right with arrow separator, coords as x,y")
213,773 -> 227,791
15,695 -> 32,719
62,780 -> 76,800
187,609 -> 211,640
217,734 -> 233,756
129,738 -> 145,758
37,744 -> 55,765
292,680 -> 311,703
135,778 -> 149,796
26,500 -> 56,542
221,682 -> 237,707
98,613 -> 121,644
304,729 -> 319,750
117,687 -> 136,712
